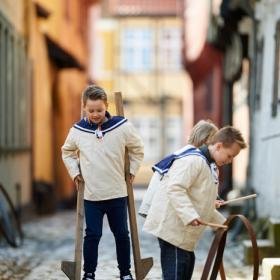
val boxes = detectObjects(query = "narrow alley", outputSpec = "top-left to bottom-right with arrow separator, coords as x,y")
0,188 -> 260,280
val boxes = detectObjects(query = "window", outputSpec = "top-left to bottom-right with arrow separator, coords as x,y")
272,20 -> 280,117
158,27 -> 182,71
131,117 -> 161,161
165,117 -> 183,155
255,38 -> 264,111
0,12 -> 31,153
121,28 -> 154,72
131,115 -> 182,161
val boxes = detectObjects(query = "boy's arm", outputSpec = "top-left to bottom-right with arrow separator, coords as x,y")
125,122 -> 144,176
61,128 -> 80,180
166,157 -> 201,226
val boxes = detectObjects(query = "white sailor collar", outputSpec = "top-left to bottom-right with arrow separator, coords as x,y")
73,111 -> 127,136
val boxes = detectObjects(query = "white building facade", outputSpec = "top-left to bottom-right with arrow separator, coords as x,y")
250,0 -> 280,219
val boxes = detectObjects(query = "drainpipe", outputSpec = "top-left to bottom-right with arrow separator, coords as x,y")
245,15 -> 258,217
220,81 -> 233,198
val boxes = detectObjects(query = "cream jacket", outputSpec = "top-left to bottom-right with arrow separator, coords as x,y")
138,144 -> 196,217
61,119 -> 144,201
143,155 -> 226,251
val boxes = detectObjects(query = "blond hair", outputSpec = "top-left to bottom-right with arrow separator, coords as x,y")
210,126 -> 247,149
188,120 -> 218,147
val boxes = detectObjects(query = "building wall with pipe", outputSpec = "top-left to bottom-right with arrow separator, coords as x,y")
251,0 -> 280,219
0,0 -> 96,213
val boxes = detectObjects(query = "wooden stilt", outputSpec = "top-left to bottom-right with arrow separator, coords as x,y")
61,182 -> 85,280
115,92 -> 153,280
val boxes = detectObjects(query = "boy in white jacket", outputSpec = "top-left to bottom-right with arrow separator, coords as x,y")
138,120 -> 218,217
62,85 -> 144,280
143,126 -> 246,280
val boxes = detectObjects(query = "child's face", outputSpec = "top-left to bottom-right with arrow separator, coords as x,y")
211,142 -> 241,167
84,99 -> 107,124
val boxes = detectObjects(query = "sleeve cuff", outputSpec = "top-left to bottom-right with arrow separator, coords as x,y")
182,211 -> 200,226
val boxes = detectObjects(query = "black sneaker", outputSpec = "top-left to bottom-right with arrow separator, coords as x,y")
83,272 -> 95,280
120,273 -> 133,280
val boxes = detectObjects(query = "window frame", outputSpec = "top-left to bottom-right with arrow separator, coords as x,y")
254,38 -> 264,111
130,116 -> 161,162
272,20 -> 280,117
120,27 -> 154,73
0,12 -> 31,154
157,26 -> 182,72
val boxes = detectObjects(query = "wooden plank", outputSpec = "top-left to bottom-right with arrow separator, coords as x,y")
114,91 -> 153,280
222,194 -> 257,206
74,182 -> 84,280
200,221 -> 228,229
61,96 -> 85,280
61,181 -> 84,280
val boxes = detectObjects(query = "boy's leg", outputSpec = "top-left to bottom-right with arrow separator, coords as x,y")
158,238 -> 195,280
106,197 -> 131,277
83,200 -> 105,279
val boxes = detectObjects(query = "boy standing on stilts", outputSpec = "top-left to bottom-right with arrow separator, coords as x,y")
62,85 -> 144,280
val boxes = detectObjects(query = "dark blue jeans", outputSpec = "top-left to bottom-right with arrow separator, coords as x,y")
158,238 -> 195,280
83,197 -> 131,277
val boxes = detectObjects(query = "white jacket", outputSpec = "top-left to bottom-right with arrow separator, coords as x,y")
138,171 -> 162,217
139,144 -> 196,217
61,117 -> 144,201
138,145 -> 220,217
143,154 -> 225,251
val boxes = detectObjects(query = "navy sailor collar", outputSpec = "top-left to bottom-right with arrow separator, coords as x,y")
152,146 -> 210,176
73,111 -> 127,136
152,145 -> 218,185
199,145 -> 215,164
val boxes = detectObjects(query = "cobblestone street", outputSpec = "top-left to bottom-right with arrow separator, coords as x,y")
0,188 -> 262,280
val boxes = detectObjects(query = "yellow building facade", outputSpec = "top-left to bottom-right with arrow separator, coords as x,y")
0,0 -> 33,207
92,15 -> 188,184
0,0 -> 96,212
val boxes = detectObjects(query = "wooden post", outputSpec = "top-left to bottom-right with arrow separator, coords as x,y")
61,182 -> 85,280
114,92 -> 153,280
61,94 -> 85,280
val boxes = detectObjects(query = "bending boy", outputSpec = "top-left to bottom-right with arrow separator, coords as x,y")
143,126 -> 246,280
139,119 -> 218,217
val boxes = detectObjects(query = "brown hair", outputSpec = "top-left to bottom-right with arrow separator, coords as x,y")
82,85 -> 107,106
210,126 -> 247,149
188,120 -> 218,147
